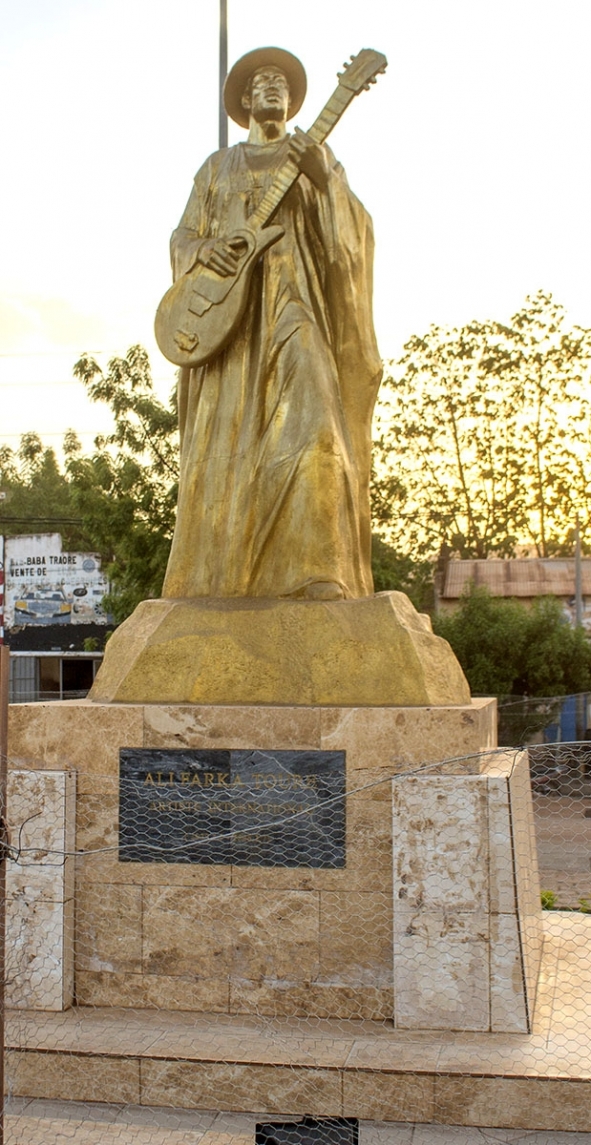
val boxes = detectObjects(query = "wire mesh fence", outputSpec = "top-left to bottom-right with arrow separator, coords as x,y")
497,692 -> 591,748
527,743 -> 591,916
1,734 -> 591,1143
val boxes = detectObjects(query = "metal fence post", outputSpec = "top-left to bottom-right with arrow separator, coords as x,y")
0,644 -> 9,1145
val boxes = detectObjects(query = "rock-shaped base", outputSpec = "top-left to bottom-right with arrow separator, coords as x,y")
90,591 -> 470,706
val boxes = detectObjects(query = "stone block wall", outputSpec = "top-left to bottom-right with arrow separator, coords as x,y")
6,768 -> 75,1010
7,698 -> 499,1021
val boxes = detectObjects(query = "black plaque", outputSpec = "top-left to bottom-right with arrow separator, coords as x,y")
119,748 -> 345,867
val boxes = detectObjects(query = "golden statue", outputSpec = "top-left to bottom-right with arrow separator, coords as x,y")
157,47 -> 385,602
91,46 -> 470,706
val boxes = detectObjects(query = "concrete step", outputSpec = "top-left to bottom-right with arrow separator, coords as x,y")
5,914 -> 591,1133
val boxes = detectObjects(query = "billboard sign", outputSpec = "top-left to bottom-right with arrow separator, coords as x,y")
1,534 -> 109,628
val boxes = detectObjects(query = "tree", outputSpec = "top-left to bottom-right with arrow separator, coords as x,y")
68,346 -> 179,621
0,348 -> 178,623
373,292 -> 591,560
433,586 -> 529,695
0,433 -> 84,550
434,584 -> 591,697
514,596 -> 591,697
371,535 -> 433,612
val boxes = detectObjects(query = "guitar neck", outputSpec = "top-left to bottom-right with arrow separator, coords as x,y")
248,83 -> 355,231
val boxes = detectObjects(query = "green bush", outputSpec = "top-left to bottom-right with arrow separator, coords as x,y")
371,535 -> 433,613
434,584 -> 591,697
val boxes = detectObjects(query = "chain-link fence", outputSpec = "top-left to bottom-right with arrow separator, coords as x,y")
0,733 -> 590,1143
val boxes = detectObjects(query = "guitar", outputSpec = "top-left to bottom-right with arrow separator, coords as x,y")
154,48 -> 388,369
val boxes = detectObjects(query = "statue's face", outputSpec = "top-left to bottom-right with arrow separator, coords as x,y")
243,66 -> 290,122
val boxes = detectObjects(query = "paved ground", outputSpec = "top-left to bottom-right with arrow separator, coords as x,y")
533,793 -> 591,907
5,1100 -> 591,1145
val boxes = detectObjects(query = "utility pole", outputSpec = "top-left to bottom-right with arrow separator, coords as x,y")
575,514 -> 583,628
574,516 -> 586,742
219,0 -> 228,148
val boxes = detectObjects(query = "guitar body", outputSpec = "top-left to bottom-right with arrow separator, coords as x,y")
154,225 -> 284,369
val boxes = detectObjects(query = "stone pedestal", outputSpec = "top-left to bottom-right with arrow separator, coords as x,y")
88,592 -> 470,706
7,697 -> 506,1024
4,694 -> 558,1129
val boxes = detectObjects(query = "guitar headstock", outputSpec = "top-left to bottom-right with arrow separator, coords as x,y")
337,49 -> 388,94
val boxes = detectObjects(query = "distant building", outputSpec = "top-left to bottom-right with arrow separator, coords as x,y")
436,557 -> 591,628
0,533 -> 115,701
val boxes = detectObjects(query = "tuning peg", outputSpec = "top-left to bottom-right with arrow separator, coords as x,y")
343,61 -> 349,69
350,53 -> 356,60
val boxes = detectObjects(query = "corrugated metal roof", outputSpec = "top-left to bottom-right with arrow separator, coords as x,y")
443,559 -> 591,599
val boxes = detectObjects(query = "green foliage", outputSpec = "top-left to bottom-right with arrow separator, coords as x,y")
0,433 -> 85,550
434,585 -> 529,695
514,596 -> 591,696
72,345 -> 177,481
373,292 -> 591,560
371,535 -> 433,612
434,584 -> 591,696
541,891 -> 591,912
1,347 -> 178,624
68,346 -> 178,621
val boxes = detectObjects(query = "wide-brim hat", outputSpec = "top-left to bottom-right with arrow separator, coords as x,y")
223,47 -> 307,130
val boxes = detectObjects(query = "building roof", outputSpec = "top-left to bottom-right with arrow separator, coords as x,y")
442,558 -> 591,600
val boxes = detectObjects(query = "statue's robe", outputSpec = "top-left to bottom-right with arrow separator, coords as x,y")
162,137 -> 382,599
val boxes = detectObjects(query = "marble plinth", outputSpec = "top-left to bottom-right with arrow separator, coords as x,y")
88,593 -> 470,706
6,769 -> 75,1011
8,698 -> 495,1022
392,750 -> 543,1033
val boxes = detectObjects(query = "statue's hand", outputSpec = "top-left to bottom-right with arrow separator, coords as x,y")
288,127 -> 329,191
197,237 -> 245,277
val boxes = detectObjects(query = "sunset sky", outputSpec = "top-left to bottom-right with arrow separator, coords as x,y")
2,0 -> 591,450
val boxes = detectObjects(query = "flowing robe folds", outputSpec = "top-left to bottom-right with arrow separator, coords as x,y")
162,138 -> 382,600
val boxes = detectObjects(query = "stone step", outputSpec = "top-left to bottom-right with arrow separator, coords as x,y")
5,914 -> 591,1133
